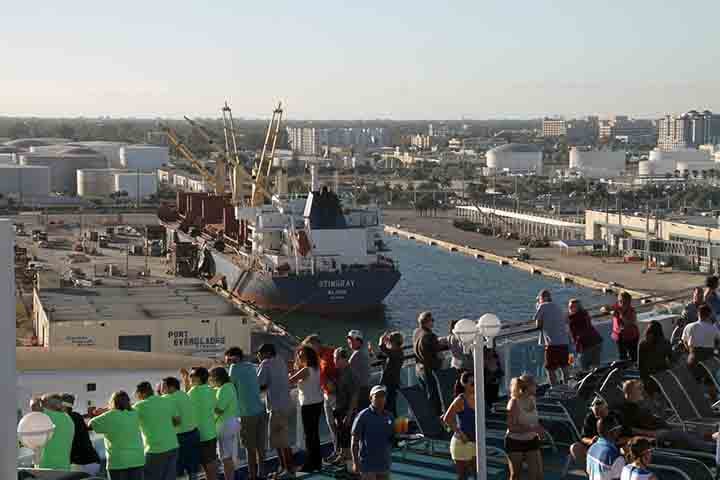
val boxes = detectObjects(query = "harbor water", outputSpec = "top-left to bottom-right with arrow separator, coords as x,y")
276,236 -> 616,348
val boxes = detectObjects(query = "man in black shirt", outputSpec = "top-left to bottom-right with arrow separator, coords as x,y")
567,397 -> 626,472
620,380 -> 713,452
61,393 -> 101,475
413,311 -> 445,416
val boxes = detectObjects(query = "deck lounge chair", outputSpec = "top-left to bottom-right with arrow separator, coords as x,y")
648,370 -> 718,433
399,384 -> 451,454
669,365 -> 720,419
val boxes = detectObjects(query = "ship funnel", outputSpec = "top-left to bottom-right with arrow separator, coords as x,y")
310,164 -> 319,192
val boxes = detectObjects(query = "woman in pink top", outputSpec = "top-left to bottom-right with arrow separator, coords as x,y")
609,291 -> 639,362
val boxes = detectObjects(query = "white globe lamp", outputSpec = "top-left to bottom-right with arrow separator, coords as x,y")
452,318 -> 478,347
17,412 -> 55,450
477,313 -> 502,340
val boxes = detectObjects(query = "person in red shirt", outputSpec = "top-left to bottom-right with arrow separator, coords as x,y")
608,291 -> 639,362
302,334 -> 339,461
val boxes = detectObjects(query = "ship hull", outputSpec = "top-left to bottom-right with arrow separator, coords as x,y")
209,249 -> 401,313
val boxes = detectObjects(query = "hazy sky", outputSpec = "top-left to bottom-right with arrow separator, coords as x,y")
2,0 -> 719,120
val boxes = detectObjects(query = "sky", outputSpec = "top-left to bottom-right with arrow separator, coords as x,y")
1,0 -> 719,120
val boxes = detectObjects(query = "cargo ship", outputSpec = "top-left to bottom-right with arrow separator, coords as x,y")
159,172 -> 400,313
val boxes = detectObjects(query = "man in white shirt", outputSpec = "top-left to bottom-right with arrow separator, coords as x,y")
682,304 -> 720,380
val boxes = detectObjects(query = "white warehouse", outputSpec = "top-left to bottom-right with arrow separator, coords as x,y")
115,171 -> 158,198
0,165 -> 50,196
486,143 -> 542,173
569,148 -> 626,178
120,145 -> 169,170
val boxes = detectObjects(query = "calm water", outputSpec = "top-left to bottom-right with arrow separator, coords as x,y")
276,236 -> 614,347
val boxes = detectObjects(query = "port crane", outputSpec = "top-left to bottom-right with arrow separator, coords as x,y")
251,102 -> 284,207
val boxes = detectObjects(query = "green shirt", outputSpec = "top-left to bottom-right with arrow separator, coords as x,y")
188,384 -> 217,442
133,395 -> 179,454
89,409 -> 145,471
164,390 -> 197,434
215,383 -> 239,433
39,409 -> 74,470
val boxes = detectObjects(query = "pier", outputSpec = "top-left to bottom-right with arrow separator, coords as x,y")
383,209 -> 704,298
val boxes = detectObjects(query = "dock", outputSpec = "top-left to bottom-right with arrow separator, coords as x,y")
385,224 -> 649,299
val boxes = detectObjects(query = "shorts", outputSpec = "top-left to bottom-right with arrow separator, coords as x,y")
176,428 -> 200,475
217,417 -> 240,460
504,435 -> 541,453
450,435 -> 476,461
333,409 -> 352,449
240,413 -> 267,451
199,438 -> 217,465
269,409 -> 290,449
544,345 -> 569,370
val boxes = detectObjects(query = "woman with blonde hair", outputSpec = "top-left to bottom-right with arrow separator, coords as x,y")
505,375 -> 544,480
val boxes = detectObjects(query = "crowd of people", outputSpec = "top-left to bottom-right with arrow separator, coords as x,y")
26,276 -> 720,480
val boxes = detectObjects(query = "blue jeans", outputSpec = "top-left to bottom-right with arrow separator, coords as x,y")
144,448 -> 178,480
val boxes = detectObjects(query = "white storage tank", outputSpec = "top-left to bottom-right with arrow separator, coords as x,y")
19,147 -> 109,194
79,141 -> 127,169
569,148 -> 625,178
77,169 -> 122,197
638,160 -> 652,176
486,143 -> 542,172
0,165 -> 50,196
114,172 -> 158,198
120,145 -> 169,170
648,148 -> 711,175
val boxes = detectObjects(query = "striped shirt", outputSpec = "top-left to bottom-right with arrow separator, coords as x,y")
620,464 -> 653,480
587,437 -> 625,480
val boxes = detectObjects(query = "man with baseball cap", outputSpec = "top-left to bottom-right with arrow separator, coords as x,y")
586,416 -> 625,480
347,330 -> 371,410
351,385 -> 394,479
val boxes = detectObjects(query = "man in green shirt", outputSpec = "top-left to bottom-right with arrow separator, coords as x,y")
38,394 -> 74,471
88,390 -> 145,479
182,366 -> 219,480
162,376 -> 200,480
134,381 -> 179,480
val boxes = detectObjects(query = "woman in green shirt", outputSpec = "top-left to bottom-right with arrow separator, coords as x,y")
181,366 -> 219,480
210,366 -> 239,480
88,391 -> 145,480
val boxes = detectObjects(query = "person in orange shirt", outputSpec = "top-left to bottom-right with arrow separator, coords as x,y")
302,334 -> 339,461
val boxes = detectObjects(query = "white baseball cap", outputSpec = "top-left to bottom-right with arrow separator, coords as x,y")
347,330 -> 364,340
370,385 -> 387,397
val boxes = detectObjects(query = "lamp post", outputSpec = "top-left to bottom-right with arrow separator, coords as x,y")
452,314 -> 503,480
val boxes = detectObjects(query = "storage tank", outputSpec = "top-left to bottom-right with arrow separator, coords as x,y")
79,142 -> 127,169
114,172 -> 158,198
19,147 -> 109,194
485,143 -> 542,172
77,169 -> 122,197
120,145 -> 169,170
638,160 -> 652,176
648,148 -> 711,175
569,148 -> 625,178
0,165 -> 50,196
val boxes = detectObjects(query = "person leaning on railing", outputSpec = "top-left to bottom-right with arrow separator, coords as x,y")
413,311 -> 445,416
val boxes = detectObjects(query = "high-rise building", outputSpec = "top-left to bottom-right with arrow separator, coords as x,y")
287,126 -> 388,153
599,116 -> 656,144
658,110 -> 720,150
287,127 -> 320,155
542,118 -> 567,137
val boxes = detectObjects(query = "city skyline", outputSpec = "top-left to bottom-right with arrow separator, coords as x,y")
2,0 -> 719,120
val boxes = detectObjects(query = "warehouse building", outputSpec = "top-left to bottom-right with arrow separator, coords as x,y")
33,283 -> 252,357
120,145 -> 169,170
